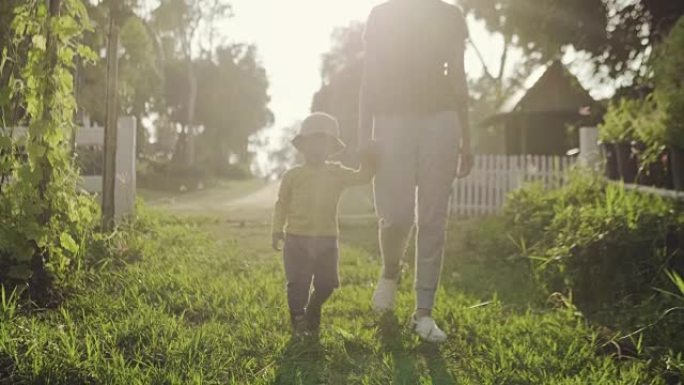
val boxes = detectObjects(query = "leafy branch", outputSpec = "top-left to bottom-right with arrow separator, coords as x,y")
1,0 -> 98,301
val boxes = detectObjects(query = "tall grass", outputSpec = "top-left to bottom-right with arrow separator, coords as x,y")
0,207 -> 679,384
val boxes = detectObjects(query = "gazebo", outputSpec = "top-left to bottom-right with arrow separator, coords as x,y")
480,60 -> 602,156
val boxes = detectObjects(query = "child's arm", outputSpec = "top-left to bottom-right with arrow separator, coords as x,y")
338,141 -> 379,186
271,173 -> 292,251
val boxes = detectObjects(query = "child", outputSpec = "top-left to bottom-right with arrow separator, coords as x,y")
272,112 -> 376,337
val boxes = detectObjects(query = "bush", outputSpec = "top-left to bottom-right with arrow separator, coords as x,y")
543,184 -> 674,305
633,95 -> 668,164
598,98 -> 641,143
504,171 -> 606,249
506,173 -> 681,304
503,172 -> 684,349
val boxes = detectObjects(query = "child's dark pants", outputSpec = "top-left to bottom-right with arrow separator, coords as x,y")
283,234 -> 340,318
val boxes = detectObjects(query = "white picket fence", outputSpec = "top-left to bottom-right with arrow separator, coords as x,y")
451,154 -> 576,217
2,117 -> 137,221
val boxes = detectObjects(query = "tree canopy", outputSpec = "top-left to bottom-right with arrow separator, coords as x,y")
69,0 -> 273,169
461,0 -> 684,81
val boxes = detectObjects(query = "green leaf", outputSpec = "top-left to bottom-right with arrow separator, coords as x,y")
60,233 -> 79,254
76,45 -> 98,63
32,35 -> 47,51
0,136 -> 11,149
667,270 -> 684,297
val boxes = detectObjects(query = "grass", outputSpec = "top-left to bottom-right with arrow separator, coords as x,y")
0,208 -> 676,384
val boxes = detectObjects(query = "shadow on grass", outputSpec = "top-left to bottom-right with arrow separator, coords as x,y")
417,342 -> 457,385
377,313 -> 457,384
377,313 -> 420,385
272,337 -> 326,385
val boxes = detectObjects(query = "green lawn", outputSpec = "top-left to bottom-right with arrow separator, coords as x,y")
0,209 -> 672,384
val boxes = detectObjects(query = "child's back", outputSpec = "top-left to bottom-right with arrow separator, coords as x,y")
271,113 -> 376,337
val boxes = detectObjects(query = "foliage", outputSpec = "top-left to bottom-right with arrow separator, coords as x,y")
503,172 -> 684,351
598,94 -> 667,164
78,5 -> 162,126
75,0 -> 270,170
0,209 -> 677,384
654,16 -> 684,149
633,95 -> 668,164
0,0 -> 98,294
598,98 -> 641,143
263,121 -> 300,179
311,23 -> 365,164
150,0 -> 272,170
153,0 -> 229,166
461,0 -> 684,82
194,44 -> 273,166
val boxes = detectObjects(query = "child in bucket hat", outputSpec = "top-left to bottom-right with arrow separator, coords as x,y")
272,112 -> 377,337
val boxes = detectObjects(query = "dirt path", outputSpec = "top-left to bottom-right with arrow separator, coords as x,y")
224,182 -> 279,210
142,180 -> 279,223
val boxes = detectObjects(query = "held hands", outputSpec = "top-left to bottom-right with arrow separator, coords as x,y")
272,232 -> 285,251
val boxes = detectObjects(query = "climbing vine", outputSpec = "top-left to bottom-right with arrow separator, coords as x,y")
0,0 -> 98,299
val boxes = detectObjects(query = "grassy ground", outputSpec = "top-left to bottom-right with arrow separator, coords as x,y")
0,185 -> 674,384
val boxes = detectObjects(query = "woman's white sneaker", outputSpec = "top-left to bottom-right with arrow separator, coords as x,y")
372,278 -> 398,312
412,315 -> 447,343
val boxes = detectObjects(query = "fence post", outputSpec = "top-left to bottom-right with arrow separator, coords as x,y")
114,116 -> 136,222
579,127 -> 600,170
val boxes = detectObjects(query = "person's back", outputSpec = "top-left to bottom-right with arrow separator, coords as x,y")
359,0 -> 473,344
363,0 -> 468,114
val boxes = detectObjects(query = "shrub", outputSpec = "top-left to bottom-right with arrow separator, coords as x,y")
598,98 -> 641,143
504,171 -> 606,249
543,184 -> 674,305
633,95 -> 668,164
507,173 -> 680,304
503,172 -> 684,349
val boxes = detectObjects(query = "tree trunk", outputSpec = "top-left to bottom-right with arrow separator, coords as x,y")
102,0 -> 120,231
185,60 -> 197,166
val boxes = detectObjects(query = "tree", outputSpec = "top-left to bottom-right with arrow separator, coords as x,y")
311,23 -> 365,165
266,122 -> 300,179
152,0 -> 232,166
78,2 -> 163,157
460,0 -> 684,83
194,44 -> 273,171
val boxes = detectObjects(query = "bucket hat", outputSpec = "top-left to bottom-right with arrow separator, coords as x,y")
292,112 -> 345,154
